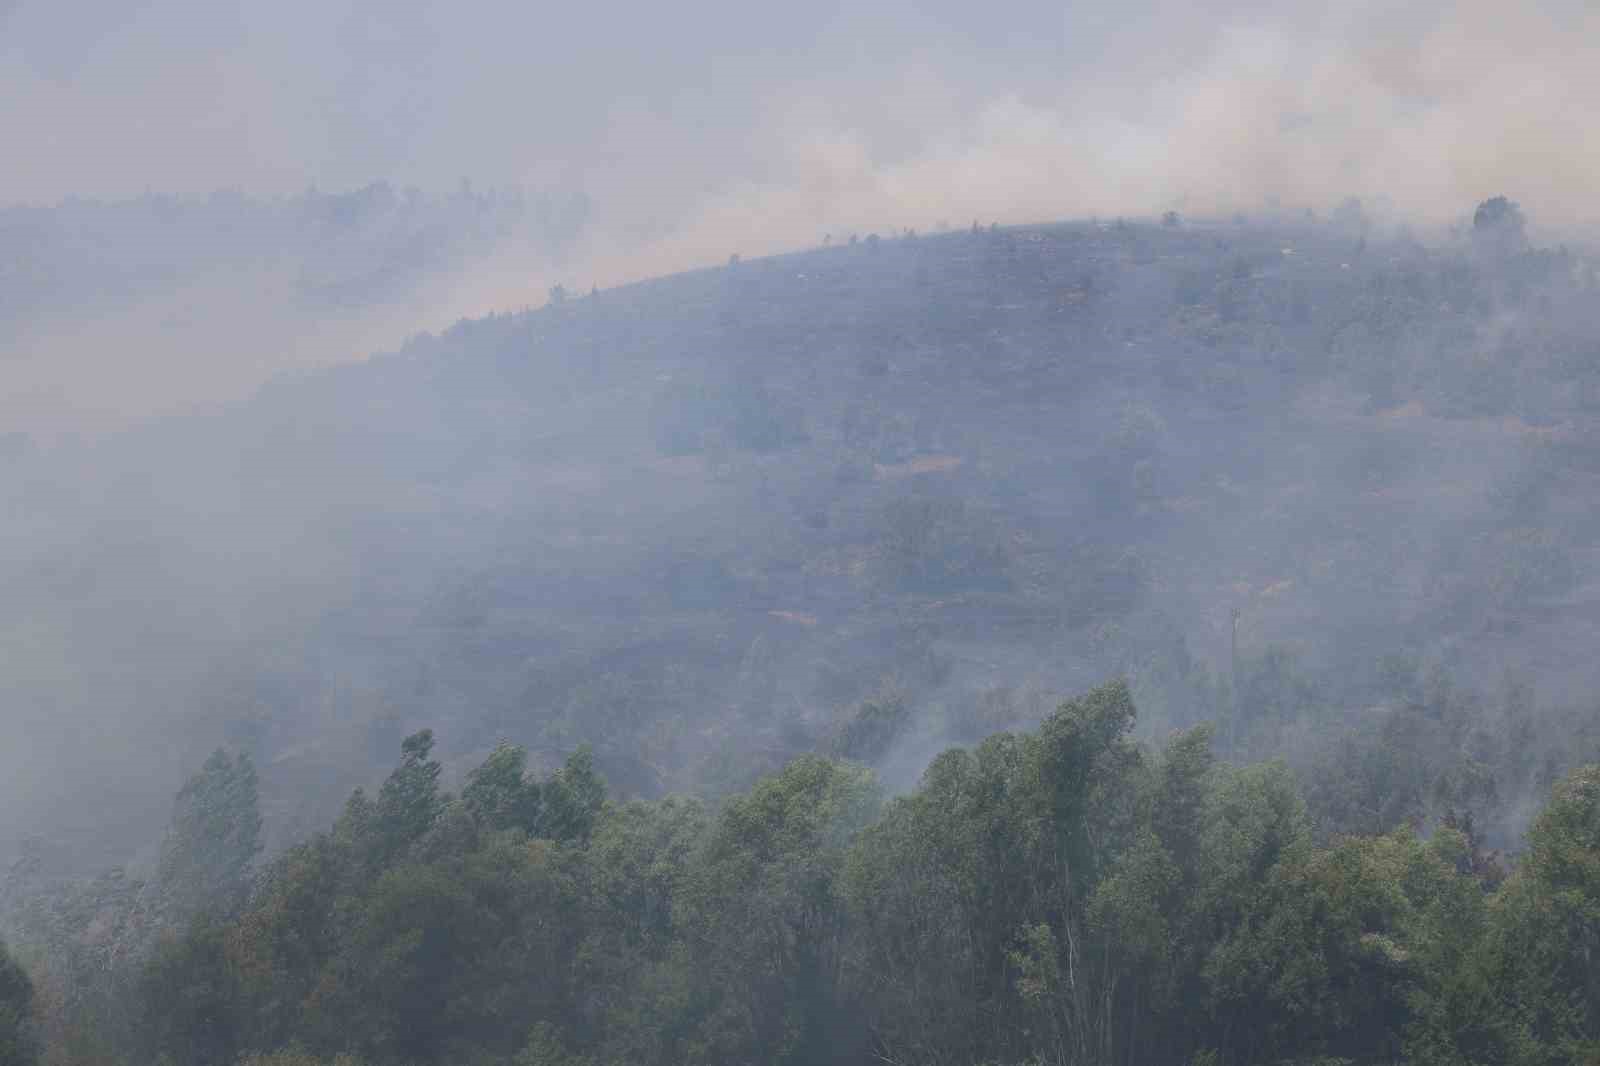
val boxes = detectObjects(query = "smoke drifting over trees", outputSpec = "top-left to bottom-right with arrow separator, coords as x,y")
4,1 -> 1600,1063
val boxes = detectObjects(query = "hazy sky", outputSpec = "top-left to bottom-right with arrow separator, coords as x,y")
3,0 -> 1599,429
6,0 -> 1598,220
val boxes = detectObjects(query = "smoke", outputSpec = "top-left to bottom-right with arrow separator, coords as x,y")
607,0 -> 1600,252
333,0 -> 1600,337
2,1 -> 1597,431
1,0 -> 1598,868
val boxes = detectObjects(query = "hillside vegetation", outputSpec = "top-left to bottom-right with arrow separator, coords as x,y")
5,682 -> 1600,1066
6,203 -> 1600,1062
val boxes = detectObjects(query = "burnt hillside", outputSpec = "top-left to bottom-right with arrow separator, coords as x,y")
6,213 -> 1600,862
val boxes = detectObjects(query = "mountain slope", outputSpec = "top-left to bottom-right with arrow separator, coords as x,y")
5,214 -> 1599,864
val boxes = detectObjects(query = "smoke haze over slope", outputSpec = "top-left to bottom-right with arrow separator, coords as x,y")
5,212 -> 1600,870
4,1 -> 1600,431
4,0 -> 1600,877
7,1 -> 1599,227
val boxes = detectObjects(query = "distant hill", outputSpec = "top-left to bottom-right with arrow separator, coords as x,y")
0,183 -> 587,436
5,213 -> 1600,867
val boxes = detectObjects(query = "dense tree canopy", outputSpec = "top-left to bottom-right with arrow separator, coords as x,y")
5,681 -> 1600,1066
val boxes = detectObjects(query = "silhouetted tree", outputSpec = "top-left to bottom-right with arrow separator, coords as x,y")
1472,195 -> 1527,254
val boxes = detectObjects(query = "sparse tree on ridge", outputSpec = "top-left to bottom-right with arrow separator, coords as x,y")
1472,195 -> 1528,254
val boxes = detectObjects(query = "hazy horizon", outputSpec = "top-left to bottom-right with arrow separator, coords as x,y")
5,0 -> 1600,433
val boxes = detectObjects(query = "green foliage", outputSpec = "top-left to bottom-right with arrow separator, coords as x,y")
1481,766 -> 1600,1064
371,730 -> 444,864
33,685 -> 1600,1066
158,749 -> 262,922
112,732 -> 613,1066
675,756 -> 878,1066
540,747 -> 606,844
0,938 -> 36,1066
1202,832 -> 1423,1064
460,742 -> 604,844
842,680 -> 1145,1065
135,920 -> 241,1066
462,742 -> 544,834
830,684 -> 910,763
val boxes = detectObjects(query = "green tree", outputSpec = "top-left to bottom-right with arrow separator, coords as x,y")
370,730 -> 444,864
1402,827 -> 1506,1066
1083,724 -> 1216,1064
158,749 -> 263,922
539,747 -> 606,844
843,680 -> 1143,1066
305,838 -> 586,1063
462,742 -> 544,835
579,796 -> 707,1065
229,832 -> 349,1054
134,920 -> 241,1066
1199,824 -> 1477,1065
0,938 -> 36,1066
1483,765 -> 1600,1065
677,755 -> 878,1066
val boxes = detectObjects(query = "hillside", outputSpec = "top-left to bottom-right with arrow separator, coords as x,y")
5,211 -> 1600,866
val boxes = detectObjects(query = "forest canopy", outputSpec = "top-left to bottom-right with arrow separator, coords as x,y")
4,679 -> 1600,1066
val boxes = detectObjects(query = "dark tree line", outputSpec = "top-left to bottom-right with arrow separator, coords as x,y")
5,680 -> 1600,1065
